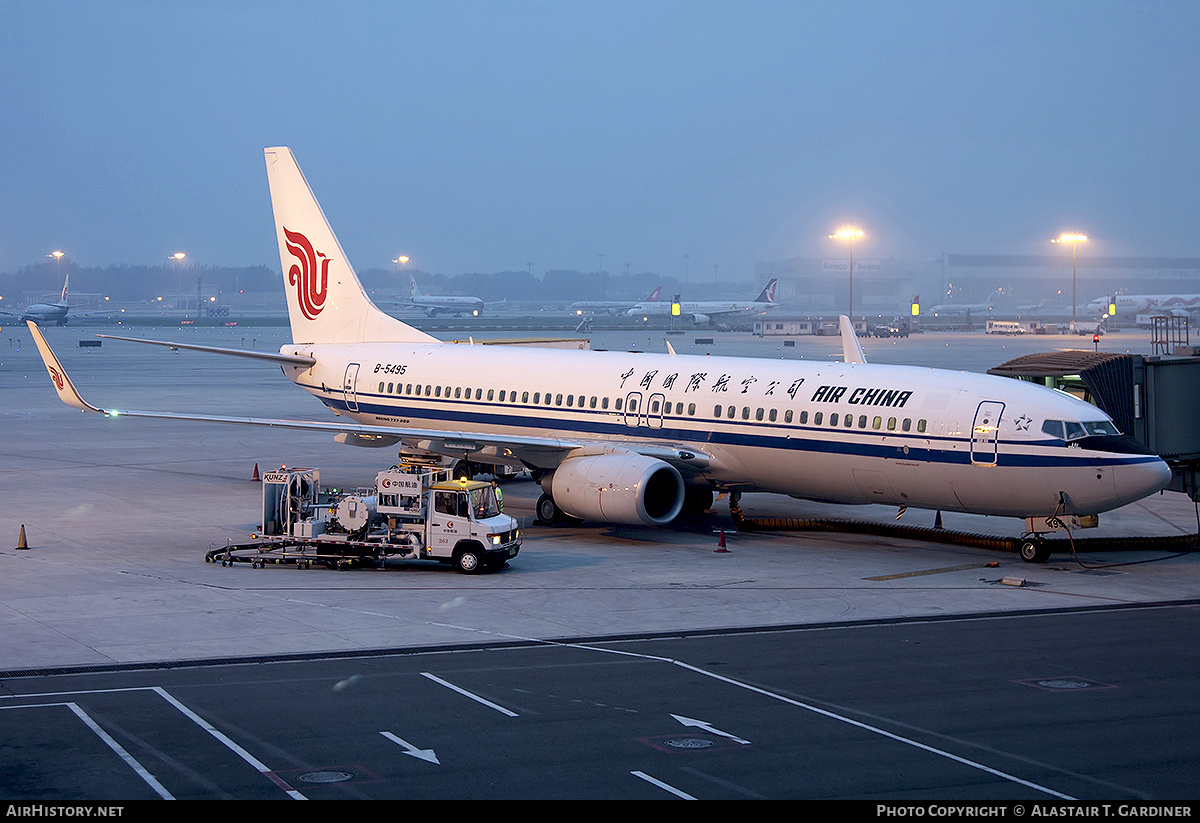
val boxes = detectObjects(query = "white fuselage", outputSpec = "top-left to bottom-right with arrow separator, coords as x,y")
627,300 -> 774,320
277,341 -> 1169,519
1088,294 -> 1200,317
19,302 -> 69,324
410,295 -> 484,315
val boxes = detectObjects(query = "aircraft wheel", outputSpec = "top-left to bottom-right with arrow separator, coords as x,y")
536,493 -> 560,524
1019,538 -> 1050,563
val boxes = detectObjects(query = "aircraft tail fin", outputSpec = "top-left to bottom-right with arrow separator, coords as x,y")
60,273 -> 69,304
264,147 -> 436,346
839,315 -> 866,364
646,286 -> 661,302
754,278 -> 777,304
410,275 -> 422,298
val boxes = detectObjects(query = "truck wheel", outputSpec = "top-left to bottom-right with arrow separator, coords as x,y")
1019,539 -> 1050,563
455,545 -> 483,574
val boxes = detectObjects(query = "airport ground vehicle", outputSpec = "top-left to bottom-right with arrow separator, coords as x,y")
985,320 -> 1027,335
206,465 -> 521,573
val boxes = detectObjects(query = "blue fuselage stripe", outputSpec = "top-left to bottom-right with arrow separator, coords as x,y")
313,385 -> 1158,471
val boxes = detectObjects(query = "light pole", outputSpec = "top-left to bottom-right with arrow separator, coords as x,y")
171,252 -> 186,305
1051,233 -> 1087,325
829,228 -> 863,318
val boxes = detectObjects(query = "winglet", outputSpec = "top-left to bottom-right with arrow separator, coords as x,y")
27,321 -> 103,412
839,315 -> 866,364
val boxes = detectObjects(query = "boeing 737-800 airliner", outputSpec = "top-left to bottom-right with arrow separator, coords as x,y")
29,147 -> 1171,563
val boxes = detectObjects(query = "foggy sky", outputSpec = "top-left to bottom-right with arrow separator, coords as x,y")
2,0 -> 1197,280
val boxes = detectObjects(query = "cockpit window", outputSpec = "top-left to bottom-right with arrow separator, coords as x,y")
1083,420 -> 1120,436
1042,418 -> 1121,441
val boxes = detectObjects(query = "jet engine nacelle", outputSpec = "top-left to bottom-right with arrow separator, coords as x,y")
550,453 -> 685,526
692,313 -> 711,325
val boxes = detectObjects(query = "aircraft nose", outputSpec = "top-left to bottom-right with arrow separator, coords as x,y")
1115,458 -> 1172,506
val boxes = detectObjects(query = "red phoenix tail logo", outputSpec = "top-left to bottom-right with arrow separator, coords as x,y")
283,227 -> 330,320
48,365 -> 64,391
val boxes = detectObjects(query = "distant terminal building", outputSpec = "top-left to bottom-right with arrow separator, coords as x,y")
756,254 -> 1200,318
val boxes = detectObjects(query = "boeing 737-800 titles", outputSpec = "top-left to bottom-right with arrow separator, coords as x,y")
29,147 -> 1171,563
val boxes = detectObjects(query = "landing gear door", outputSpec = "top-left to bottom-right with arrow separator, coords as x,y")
343,363 -> 360,413
970,401 -> 1005,466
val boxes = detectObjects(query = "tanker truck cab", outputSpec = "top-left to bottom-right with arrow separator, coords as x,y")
400,476 -> 520,573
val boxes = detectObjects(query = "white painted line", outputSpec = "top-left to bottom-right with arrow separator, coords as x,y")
152,686 -> 307,800
565,642 -> 1077,800
2,701 -> 175,800
421,672 -> 519,717
64,702 -> 175,799
666,658 -> 1078,800
631,770 -> 695,799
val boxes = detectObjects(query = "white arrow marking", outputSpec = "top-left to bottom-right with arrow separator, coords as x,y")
380,731 -> 440,764
671,714 -> 751,745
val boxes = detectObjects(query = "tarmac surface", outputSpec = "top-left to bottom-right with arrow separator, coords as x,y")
1,322 -> 1197,674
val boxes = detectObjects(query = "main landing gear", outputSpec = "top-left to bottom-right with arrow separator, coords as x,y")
1019,537 -> 1051,564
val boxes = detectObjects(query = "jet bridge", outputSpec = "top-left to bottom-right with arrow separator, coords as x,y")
987,350 -> 1200,502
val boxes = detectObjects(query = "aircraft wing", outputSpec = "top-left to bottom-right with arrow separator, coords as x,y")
95,333 -> 316,366
28,321 -> 711,474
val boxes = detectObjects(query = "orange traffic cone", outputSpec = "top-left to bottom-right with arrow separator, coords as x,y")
714,529 -> 729,553
252,463 -> 260,482
16,524 -> 29,550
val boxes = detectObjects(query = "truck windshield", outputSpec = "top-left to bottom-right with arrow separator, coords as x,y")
470,487 -> 501,519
